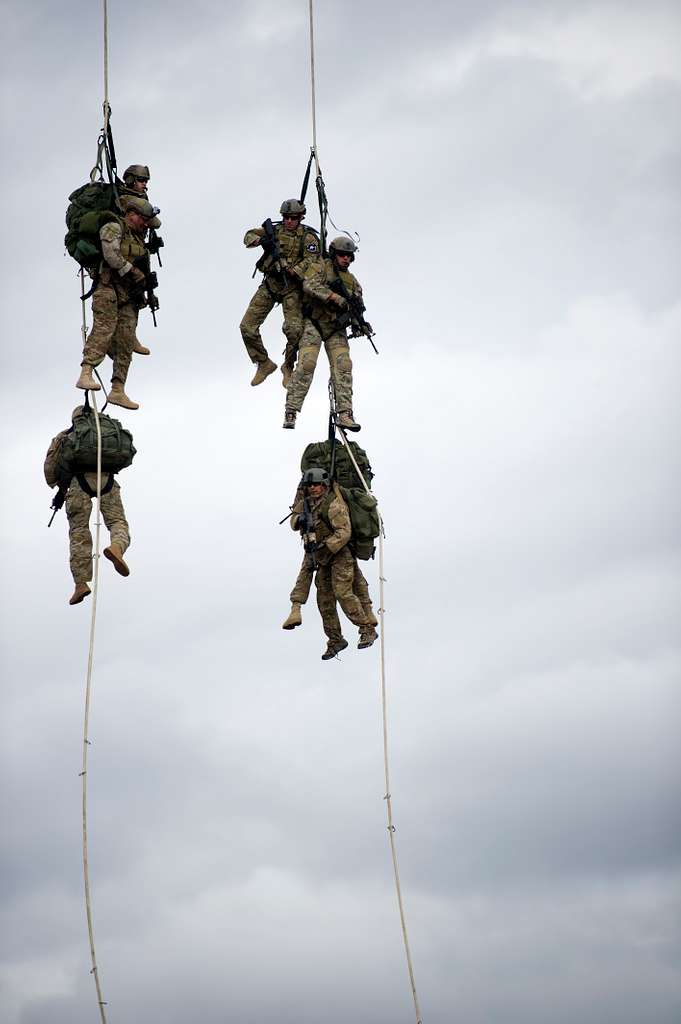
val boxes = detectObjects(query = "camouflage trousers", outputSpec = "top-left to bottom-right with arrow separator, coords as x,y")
240,281 -> 303,368
285,321 -> 353,414
313,547 -> 372,643
66,475 -> 130,584
82,270 -> 139,386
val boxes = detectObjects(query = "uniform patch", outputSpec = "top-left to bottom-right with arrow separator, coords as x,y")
307,242 -> 319,252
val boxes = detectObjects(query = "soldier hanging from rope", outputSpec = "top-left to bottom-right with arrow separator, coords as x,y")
240,199 -> 321,387
283,236 -> 373,433
285,466 -> 378,660
44,405 -> 135,606
74,195 -> 159,409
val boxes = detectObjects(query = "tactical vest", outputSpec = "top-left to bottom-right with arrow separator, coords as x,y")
310,491 -> 335,545
258,223 -> 320,278
305,260 -> 359,334
113,216 -> 148,264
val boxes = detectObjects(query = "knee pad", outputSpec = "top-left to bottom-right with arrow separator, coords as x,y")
336,353 -> 353,373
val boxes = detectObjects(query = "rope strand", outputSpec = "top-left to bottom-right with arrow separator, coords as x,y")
333,424 -> 423,1023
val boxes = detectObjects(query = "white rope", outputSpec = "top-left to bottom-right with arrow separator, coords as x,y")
79,283 -> 109,1023
334,428 -> 424,1023
103,0 -> 110,122
308,0 -> 320,178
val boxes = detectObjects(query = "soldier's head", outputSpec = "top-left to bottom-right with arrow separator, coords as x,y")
301,466 -> 329,498
123,195 -> 155,231
123,164 -> 150,194
280,198 -> 306,231
329,236 -> 356,269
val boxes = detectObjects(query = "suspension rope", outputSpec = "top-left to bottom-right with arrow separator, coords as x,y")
79,136 -> 109,1024
330,396 -> 423,1023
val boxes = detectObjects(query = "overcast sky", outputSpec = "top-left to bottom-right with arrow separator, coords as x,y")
1,1 -> 680,1021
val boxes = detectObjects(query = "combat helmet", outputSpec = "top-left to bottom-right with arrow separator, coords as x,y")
123,164 -> 150,183
329,236 -> 357,261
280,198 -> 306,218
301,466 -> 330,487
122,196 -> 156,220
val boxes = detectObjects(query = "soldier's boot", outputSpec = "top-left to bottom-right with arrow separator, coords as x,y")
321,637 -> 349,661
358,626 -> 378,650
250,358 -> 277,386
69,582 -> 92,606
76,364 -> 101,391
283,408 -> 297,430
337,409 -> 361,432
281,364 -> 293,389
104,544 -> 130,577
282,602 -> 303,630
108,381 -> 139,411
133,340 -> 151,355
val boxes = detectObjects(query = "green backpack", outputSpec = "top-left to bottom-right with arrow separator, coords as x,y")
57,408 -> 136,485
301,440 -> 381,560
64,182 -> 119,270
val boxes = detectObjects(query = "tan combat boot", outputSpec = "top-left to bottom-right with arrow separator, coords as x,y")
337,409 -> 361,432
69,582 -> 92,605
281,364 -> 292,389
104,544 -> 130,577
321,637 -> 349,661
76,364 -> 101,391
358,626 -> 378,650
282,602 -> 303,630
283,408 -> 297,429
108,382 -> 139,410
133,340 -> 151,355
250,358 -> 277,386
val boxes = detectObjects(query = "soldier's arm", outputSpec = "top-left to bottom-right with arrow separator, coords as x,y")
290,491 -> 304,531
324,491 -> 352,554
44,430 -> 69,487
99,221 -> 133,276
244,228 -> 265,248
302,264 -> 335,303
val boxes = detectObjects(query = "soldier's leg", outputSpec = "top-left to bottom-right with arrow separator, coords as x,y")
326,333 -> 354,414
81,276 -> 118,371
240,285 -> 277,364
281,290 -> 304,378
290,554 -> 314,605
330,548 -> 369,627
100,482 -> 130,555
65,482 -> 94,584
286,321 -> 322,413
108,295 -> 137,388
353,563 -> 378,626
315,563 -> 343,642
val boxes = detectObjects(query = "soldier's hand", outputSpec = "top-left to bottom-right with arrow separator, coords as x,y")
130,267 -> 145,284
329,293 -> 347,308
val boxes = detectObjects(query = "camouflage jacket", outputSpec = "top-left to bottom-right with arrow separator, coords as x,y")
302,258 -> 363,335
44,429 -> 70,487
244,221 -> 321,292
99,218 -> 147,277
290,483 -> 351,564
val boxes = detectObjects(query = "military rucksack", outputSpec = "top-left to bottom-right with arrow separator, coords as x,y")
57,408 -> 136,486
301,440 -> 380,559
64,181 -> 120,270
301,438 -> 373,490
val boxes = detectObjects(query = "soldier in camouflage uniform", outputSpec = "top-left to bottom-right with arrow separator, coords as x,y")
286,467 -> 377,659
284,236 -> 366,433
75,196 -> 156,410
44,411 -> 131,606
240,199 -> 321,387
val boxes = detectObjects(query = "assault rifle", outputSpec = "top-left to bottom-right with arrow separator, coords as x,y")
261,218 -> 286,284
131,254 -> 160,326
147,226 -> 164,266
298,496 -> 318,569
330,277 -> 378,354
47,482 -> 69,527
